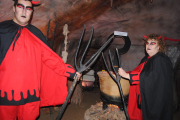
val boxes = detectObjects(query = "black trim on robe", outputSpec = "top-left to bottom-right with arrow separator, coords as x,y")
0,90 -> 40,105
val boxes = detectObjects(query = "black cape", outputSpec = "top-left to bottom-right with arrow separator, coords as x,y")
140,52 -> 173,120
0,20 -> 51,64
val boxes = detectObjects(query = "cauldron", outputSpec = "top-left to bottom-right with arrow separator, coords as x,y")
97,71 -> 130,110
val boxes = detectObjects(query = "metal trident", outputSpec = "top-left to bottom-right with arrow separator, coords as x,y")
55,25 -> 114,120
102,48 -> 130,120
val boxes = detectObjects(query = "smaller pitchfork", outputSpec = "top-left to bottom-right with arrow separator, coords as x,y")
102,48 -> 130,120
55,25 -> 114,120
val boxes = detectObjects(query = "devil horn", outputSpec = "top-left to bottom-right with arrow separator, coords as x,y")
13,0 -> 40,5
31,1 -> 40,5
158,36 -> 161,39
143,35 -> 147,39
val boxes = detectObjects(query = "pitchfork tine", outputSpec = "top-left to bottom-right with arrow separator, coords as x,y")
51,22 -> 57,48
84,35 -> 114,67
46,19 -> 51,40
74,25 -> 86,70
102,52 -> 116,80
79,25 -> 94,68
84,49 -> 101,70
109,50 -> 118,76
116,48 -> 121,68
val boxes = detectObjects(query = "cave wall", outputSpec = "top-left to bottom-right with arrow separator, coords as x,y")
0,0 -> 180,71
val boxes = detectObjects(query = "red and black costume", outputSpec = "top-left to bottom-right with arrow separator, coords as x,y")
0,20 -> 76,107
128,52 -> 173,120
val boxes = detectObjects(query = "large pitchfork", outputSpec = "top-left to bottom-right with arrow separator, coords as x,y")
55,25 -> 114,120
102,48 -> 130,120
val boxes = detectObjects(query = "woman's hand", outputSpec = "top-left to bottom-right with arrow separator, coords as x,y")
75,72 -> 82,80
118,68 -> 130,79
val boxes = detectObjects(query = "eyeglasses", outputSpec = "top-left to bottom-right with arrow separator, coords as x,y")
16,3 -> 33,11
146,42 -> 156,45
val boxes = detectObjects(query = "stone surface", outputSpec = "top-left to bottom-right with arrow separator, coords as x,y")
1,0 -> 180,68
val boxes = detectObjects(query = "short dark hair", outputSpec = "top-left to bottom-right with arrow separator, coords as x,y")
14,0 -> 18,6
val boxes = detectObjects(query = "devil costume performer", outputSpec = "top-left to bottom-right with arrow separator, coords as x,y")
0,20 -> 76,107
128,52 -> 173,120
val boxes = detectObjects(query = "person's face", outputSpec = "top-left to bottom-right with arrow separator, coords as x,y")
146,39 -> 159,57
13,0 -> 33,26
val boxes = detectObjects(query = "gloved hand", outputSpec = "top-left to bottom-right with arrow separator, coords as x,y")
65,64 -> 75,78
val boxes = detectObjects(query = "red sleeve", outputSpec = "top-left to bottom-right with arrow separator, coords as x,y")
38,38 -> 76,106
41,41 -> 76,79
129,62 -> 145,85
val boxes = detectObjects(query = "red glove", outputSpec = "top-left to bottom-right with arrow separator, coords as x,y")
64,64 -> 76,78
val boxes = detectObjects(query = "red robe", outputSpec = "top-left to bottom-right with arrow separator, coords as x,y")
0,20 -> 75,107
128,61 -> 146,120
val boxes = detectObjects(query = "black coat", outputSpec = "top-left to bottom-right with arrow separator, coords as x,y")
140,52 -> 173,120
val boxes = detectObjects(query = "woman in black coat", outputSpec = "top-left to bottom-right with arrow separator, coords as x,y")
118,34 -> 173,120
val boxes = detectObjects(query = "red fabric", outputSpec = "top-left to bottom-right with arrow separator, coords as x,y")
130,63 -> 145,85
128,62 -> 145,120
0,101 -> 40,120
64,64 -> 75,78
40,64 -> 68,107
0,28 -> 68,106
164,37 -> 180,41
128,85 -> 142,120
